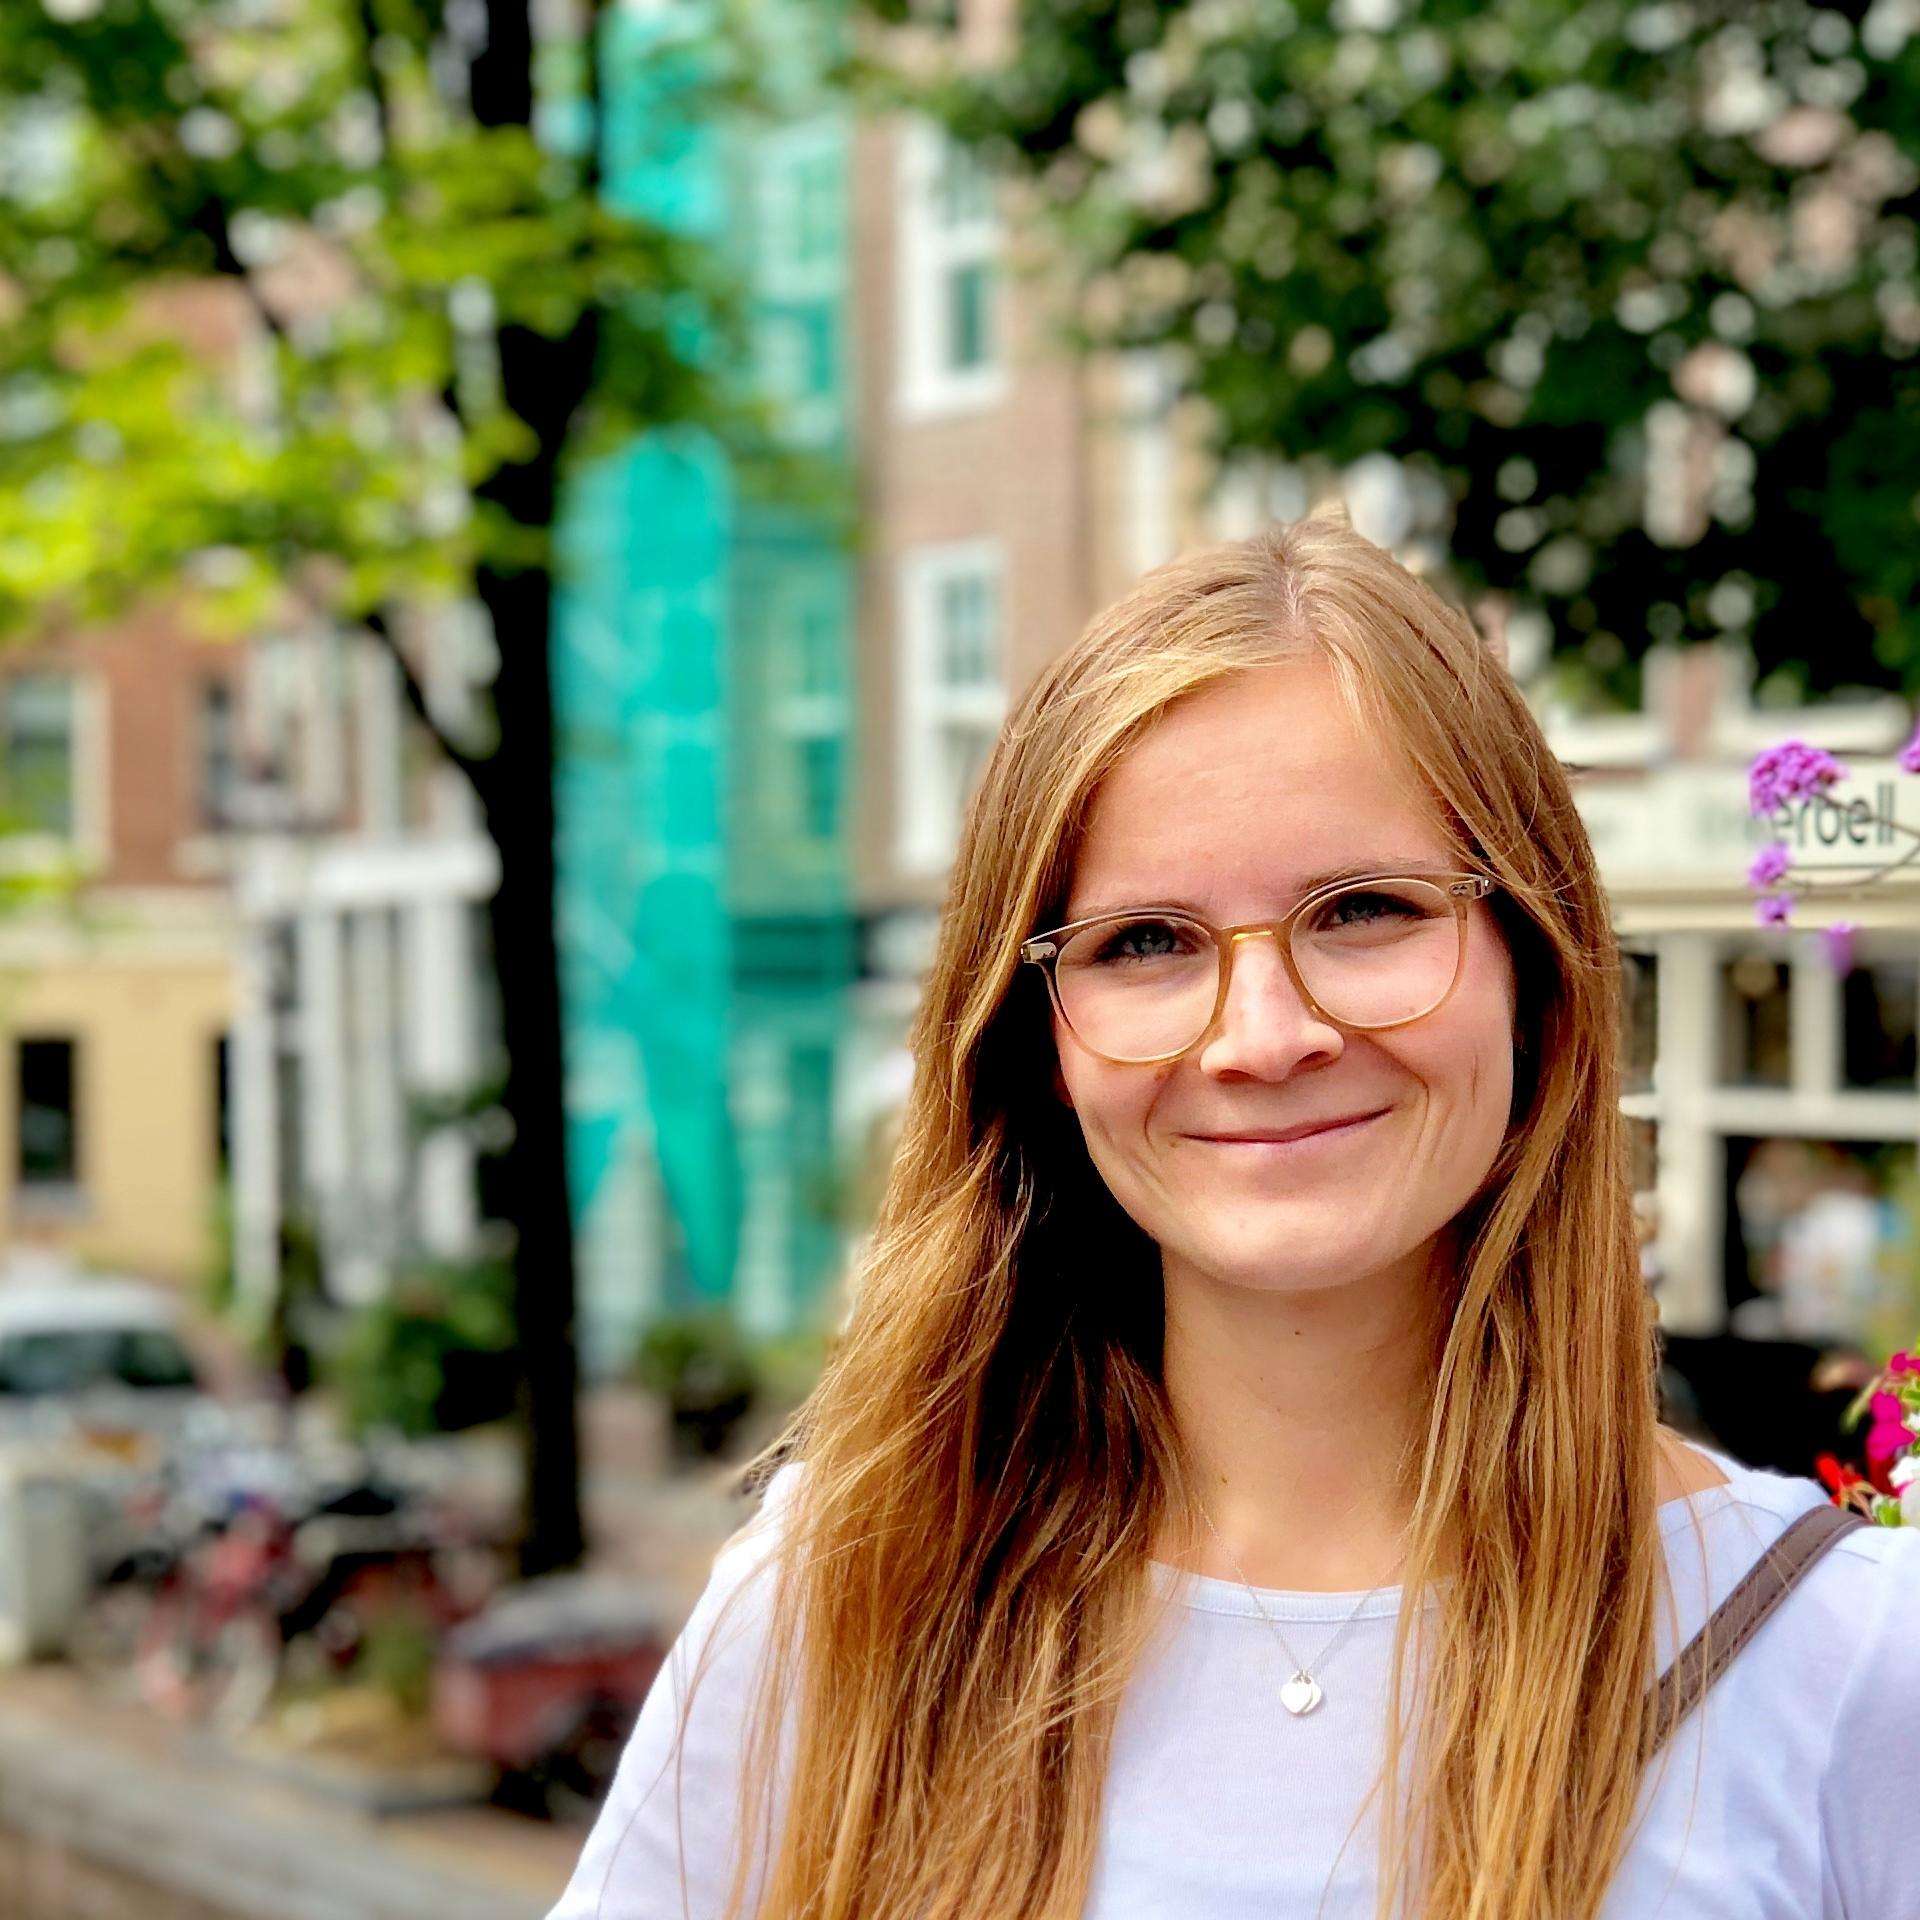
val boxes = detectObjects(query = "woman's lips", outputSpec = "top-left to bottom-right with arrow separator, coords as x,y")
1185,1109 -> 1390,1152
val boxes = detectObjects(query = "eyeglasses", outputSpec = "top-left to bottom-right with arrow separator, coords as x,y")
1020,872 -> 1497,1065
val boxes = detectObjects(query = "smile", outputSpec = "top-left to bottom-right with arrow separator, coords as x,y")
1185,1109 -> 1390,1151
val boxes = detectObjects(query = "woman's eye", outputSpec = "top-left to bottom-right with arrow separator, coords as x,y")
1326,889 -> 1419,927
1095,918 -> 1193,961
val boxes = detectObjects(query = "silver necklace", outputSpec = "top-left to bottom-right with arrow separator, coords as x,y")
1196,1502 -> 1402,1718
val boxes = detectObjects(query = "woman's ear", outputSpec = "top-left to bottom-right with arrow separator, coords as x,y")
1053,1061 -> 1074,1108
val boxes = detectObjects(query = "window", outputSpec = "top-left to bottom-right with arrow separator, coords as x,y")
898,543 -> 1005,869
750,124 -> 845,443
754,307 -> 839,421
897,121 -> 1003,417
757,127 -> 843,294
768,580 -> 845,844
0,674 -> 74,837
213,1033 -> 232,1173
199,678 -> 241,829
0,1327 -> 196,1397
1626,1116 -> 1657,1197
1619,948 -> 1658,1094
1842,959 -> 1919,1090
16,1037 -> 78,1190
1717,952 -> 1791,1088
1725,1136 -> 1908,1344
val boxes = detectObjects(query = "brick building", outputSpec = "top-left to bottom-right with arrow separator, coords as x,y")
0,601 -> 245,1282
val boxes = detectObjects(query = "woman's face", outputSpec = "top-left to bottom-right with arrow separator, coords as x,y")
1051,659 -> 1517,1299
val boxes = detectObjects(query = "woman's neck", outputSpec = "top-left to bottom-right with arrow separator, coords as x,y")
1155,1252 -> 1734,1594
1158,1249 -> 1438,1592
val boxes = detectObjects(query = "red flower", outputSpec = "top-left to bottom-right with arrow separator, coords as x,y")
1816,1453 -> 1870,1507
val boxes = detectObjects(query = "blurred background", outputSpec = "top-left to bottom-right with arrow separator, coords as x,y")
0,0 -> 1918,1910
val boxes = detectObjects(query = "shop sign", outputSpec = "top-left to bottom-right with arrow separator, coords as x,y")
1574,758 -> 1911,888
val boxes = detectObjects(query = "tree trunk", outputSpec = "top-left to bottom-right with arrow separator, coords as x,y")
473,553 -> 585,1578
464,0 -> 606,1578
470,305 -> 597,1580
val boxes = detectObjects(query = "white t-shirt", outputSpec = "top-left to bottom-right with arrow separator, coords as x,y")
548,1452 -> 1920,1920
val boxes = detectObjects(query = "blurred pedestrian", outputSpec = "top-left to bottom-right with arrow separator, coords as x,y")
550,520 -> 1920,1920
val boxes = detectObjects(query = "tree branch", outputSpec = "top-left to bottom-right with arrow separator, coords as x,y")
354,0 -> 403,155
190,193 -> 291,348
581,0 -> 608,201
362,603 -> 491,792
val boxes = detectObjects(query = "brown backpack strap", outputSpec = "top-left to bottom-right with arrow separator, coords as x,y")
1645,1502 -> 1867,1760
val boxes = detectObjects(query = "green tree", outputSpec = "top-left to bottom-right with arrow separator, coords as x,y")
871,0 -> 1920,700
0,0 -> 765,1573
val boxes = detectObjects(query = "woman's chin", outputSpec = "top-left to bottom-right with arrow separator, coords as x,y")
1170,1215 -> 1408,1296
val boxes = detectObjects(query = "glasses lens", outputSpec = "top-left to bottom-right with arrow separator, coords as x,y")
1290,879 -> 1463,1027
1054,914 -> 1217,1061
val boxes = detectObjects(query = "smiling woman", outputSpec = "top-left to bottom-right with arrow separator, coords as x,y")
1033,681 -> 1518,1344
549,519 -> 1920,1920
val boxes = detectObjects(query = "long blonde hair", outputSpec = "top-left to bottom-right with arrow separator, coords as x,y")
709,518 -> 1659,1920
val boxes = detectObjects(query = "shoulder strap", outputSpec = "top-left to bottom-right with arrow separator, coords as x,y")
1645,1501 -> 1867,1760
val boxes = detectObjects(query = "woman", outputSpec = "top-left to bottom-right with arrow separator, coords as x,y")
551,519 -> 1920,1920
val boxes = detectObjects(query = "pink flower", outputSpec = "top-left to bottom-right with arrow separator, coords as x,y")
1747,841 -> 1792,888
1748,741 -> 1848,816
1866,1391 -> 1914,1465
1755,894 -> 1793,926
1867,1424 -> 1910,1465
1900,720 -> 1920,776
1822,921 -> 1857,977
1890,1353 -> 1918,1375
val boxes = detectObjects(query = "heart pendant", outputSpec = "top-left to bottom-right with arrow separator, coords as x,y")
1280,1673 -> 1323,1717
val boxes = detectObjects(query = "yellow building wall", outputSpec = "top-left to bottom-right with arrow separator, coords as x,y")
0,952 -> 234,1286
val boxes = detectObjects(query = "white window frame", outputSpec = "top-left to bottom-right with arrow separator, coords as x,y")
896,540 -> 1006,873
226,626 -> 348,834
895,118 -> 1005,421
0,668 -> 106,875
176,672 -> 245,877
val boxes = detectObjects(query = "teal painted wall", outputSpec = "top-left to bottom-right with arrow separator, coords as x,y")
554,8 -> 855,1368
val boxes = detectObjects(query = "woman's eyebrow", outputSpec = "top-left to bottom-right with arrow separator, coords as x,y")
1068,857 -> 1459,922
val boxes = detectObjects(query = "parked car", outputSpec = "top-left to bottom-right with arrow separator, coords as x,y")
0,1277 -> 205,1453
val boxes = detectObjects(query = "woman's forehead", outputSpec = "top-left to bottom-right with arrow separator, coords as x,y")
1066,667 -> 1447,906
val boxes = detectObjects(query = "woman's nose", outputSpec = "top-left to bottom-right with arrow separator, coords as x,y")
1193,930 -> 1344,1079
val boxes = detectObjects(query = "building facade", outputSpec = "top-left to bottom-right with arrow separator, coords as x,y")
0,603 -> 242,1283
226,0 -> 1920,1376
1558,651 -> 1920,1347
224,615 -> 497,1325
553,9 -> 861,1368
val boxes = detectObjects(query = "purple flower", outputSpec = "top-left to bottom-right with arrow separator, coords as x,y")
1748,741 -> 1848,816
1822,921 -> 1857,977
1900,720 -> 1920,776
1755,893 -> 1793,927
1746,841 -> 1792,888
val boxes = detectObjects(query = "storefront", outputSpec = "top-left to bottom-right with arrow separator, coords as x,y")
1578,751 -> 1920,1353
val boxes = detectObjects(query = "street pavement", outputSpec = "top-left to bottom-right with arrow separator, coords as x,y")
0,1664 -> 578,1919
0,1384 -> 765,1919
